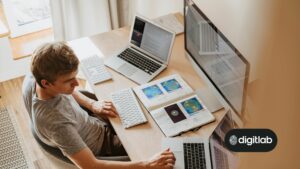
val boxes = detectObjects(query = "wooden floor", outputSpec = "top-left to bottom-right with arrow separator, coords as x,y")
0,77 -> 85,169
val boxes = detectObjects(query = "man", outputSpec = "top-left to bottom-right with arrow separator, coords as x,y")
22,42 -> 175,169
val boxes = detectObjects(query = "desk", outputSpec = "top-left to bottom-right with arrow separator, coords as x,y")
71,27 -> 226,161
0,20 -> 9,38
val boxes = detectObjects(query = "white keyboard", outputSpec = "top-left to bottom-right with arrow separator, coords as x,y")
111,88 -> 147,128
80,55 -> 112,84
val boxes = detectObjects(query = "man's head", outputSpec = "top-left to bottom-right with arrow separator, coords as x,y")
31,42 -> 79,94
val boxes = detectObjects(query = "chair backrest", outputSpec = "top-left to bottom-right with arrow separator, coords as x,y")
30,124 -> 74,164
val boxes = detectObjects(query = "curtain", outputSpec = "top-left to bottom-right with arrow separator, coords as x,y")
50,0 -> 132,41
50,0 -> 182,41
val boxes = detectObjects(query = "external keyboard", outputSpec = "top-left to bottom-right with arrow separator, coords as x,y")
183,143 -> 207,169
118,48 -> 161,75
111,88 -> 147,128
80,55 -> 112,84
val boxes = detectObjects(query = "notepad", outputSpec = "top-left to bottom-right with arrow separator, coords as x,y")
153,14 -> 184,35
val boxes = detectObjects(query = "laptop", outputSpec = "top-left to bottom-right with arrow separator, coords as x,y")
162,111 -> 238,169
105,15 -> 176,84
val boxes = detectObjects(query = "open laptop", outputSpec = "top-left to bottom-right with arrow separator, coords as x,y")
105,15 -> 176,84
162,111 -> 238,169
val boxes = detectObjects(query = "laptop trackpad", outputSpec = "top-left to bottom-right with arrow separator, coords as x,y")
117,63 -> 137,76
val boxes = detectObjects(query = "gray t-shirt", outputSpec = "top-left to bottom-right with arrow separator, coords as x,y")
22,74 -> 106,156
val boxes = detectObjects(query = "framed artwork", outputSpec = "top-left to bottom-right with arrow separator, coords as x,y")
2,0 -> 52,37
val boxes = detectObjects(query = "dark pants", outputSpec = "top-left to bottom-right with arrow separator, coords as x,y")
79,90 -> 127,157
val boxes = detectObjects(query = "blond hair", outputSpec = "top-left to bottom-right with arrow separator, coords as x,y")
31,42 -> 79,88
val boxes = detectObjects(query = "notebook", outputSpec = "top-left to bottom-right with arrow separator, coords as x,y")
133,74 -> 215,137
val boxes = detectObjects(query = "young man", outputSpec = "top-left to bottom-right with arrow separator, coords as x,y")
22,42 -> 175,169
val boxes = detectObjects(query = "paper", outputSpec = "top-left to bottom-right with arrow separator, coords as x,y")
153,14 -> 184,35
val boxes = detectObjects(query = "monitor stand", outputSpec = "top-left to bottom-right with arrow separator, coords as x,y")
195,87 -> 223,113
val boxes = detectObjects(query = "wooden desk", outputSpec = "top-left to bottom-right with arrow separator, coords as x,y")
73,27 -> 226,161
0,20 -> 9,38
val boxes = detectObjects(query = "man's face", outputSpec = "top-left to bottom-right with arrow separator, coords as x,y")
47,70 -> 79,95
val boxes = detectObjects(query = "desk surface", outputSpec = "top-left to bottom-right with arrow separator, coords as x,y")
73,27 -> 226,161
0,20 -> 9,38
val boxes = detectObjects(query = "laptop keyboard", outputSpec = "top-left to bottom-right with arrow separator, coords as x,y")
214,146 -> 229,169
118,48 -> 161,75
184,143 -> 207,169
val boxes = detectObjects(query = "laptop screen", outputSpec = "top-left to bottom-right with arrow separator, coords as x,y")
209,112 -> 238,169
130,16 -> 174,62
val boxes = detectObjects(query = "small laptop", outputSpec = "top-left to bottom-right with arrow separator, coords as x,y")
105,14 -> 176,84
162,111 -> 238,169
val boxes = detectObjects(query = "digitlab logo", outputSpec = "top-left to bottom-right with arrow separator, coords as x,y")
225,129 -> 277,152
229,135 -> 238,146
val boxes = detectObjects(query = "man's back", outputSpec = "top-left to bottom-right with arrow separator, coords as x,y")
22,74 -> 106,156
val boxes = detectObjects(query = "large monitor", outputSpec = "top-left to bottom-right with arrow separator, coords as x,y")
184,0 -> 250,126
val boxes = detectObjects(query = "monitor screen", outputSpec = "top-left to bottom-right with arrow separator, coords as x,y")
131,16 -> 174,62
184,0 -> 250,116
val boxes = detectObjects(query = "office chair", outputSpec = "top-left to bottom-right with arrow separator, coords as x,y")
27,90 -> 130,164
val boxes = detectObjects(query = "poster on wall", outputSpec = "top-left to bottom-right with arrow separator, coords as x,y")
2,0 -> 52,38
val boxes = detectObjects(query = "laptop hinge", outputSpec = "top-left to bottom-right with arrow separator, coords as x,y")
131,46 -> 164,64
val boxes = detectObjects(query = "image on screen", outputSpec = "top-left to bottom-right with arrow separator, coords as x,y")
131,18 -> 145,47
184,1 -> 249,115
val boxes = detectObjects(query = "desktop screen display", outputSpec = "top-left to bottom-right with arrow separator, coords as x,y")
184,0 -> 250,115
130,16 -> 174,62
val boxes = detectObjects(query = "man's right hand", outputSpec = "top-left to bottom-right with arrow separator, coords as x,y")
144,148 -> 176,169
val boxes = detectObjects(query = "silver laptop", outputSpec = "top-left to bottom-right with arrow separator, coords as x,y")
162,111 -> 238,169
105,15 -> 176,84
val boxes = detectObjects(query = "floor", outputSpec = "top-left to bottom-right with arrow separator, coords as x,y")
0,77 -> 86,169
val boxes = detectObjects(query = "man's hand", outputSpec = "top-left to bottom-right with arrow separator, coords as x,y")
91,100 -> 118,118
144,148 -> 176,169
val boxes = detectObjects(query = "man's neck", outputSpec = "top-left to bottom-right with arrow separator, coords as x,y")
36,83 -> 58,100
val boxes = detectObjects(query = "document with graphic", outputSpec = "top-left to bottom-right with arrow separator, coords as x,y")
133,74 -> 215,137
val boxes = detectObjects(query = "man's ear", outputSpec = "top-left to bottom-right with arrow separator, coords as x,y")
41,79 -> 51,88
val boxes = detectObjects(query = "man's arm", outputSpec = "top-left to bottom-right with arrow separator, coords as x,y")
72,90 -> 96,111
69,147 -> 175,169
72,90 -> 117,117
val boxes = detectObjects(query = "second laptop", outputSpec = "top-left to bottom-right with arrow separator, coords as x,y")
105,14 -> 176,84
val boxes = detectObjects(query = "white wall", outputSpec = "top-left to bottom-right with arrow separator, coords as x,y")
133,0 -> 183,19
0,37 -> 31,82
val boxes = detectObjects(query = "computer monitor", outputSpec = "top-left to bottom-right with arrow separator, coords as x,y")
184,0 -> 250,127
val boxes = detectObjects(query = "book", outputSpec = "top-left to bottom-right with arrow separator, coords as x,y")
133,74 -> 215,137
